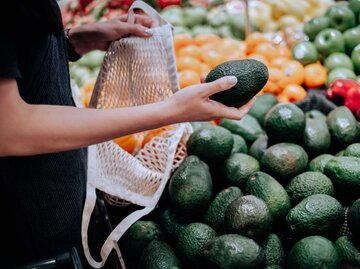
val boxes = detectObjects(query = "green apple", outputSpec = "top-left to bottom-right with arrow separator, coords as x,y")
332,1 -> 350,7
172,26 -> 191,35
207,9 -> 230,28
216,25 -> 234,38
192,25 -> 216,36
229,13 -> 257,40
326,67 -> 357,86
314,28 -> 345,58
343,26 -> 360,53
303,16 -> 330,41
357,75 -> 360,83
352,44 -> 360,72
77,50 -> 105,70
324,52 -> 354,71
160,5 -> 184,27
291,41 -> 318,65
349,0 -> 360,17
325,5 -> 356,32
183,6 -> 207,28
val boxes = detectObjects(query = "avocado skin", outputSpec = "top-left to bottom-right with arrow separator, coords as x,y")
205,59 -> 269,107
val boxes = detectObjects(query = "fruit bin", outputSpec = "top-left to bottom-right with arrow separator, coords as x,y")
106,96 -> 360,269
59,1 -> 360,268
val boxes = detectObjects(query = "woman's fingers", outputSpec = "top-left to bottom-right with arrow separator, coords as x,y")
198,76 -> 238,97
133,14 -> 154,28
214,96 -> 256,120
125,23 -> 153,37
119,14 -> 155,28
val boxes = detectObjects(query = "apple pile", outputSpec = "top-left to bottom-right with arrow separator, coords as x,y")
292,0 -> 360,87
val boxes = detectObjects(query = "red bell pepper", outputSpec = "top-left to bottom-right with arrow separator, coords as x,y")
344,83 -> 360,116
79,0 -> 93,11
157,0 -> 182,9
325,79 -> 359,101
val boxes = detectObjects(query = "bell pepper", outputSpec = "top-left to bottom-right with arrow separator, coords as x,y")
79,0 -> 93,11
344,83 -> 360,117
325,79 -> 359,101
326,78 -> 360,119
157,0 -> 182,9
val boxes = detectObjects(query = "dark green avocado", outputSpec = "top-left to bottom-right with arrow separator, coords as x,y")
205,59 -> 269,107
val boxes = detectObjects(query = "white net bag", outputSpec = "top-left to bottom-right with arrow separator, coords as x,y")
81,1 -> 193,268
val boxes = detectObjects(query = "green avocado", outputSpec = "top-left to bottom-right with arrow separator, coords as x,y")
205,59 -> 269,107
287,236 -> 341,269
303,117 -> 331,157
138,240 -> 182,269
225,195 -> 273,242
285,171 -> 334,205
220,114 -> 265,145
334,235 -> 360,267
203,234 -> 265,269
246,171 -> 291,221
177,222 -> 217,264
348,198 -> 360,242
168,155 -> 213,217
326,106 -> 360,148
187,125 -> 234,164
262,233 -> 285,266
248,93 -> 278,126
204,186 -> 243,233
323,156 -> 360,202
286,194 -> 344,236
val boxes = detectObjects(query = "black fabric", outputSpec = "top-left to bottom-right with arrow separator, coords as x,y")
64,29 -> 83,62
0,1 -> 112,268
294,89 -> 338,115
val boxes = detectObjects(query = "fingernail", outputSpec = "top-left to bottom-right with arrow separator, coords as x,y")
227,76 -> 237,85
144,29 -> 153,36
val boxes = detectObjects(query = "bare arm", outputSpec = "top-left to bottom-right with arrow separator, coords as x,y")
0,77 -> 254,157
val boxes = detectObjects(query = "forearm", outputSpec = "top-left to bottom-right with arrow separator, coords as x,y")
0,99 -> 176,157
0,75 -> 251,156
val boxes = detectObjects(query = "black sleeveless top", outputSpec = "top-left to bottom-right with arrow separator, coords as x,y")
0,1 -> 92,267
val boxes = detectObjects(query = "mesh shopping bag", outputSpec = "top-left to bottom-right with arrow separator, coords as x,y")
81,1 -> 192,268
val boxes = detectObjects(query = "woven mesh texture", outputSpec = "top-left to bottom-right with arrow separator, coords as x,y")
339,206 -> 352,237
91,35 -> 175,109
88,31 -> 190,208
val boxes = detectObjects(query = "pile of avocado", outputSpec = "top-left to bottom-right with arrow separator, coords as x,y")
118,94 -> 360,269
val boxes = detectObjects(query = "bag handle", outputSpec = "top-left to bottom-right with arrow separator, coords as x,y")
127,0 -> 169,26
81,183 -> 154,269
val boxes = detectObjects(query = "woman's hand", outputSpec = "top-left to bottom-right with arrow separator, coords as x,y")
68,14 -> 155,55
166,76 -> 256,123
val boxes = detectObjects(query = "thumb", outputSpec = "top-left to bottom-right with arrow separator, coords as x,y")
128,24 -> 153,37
200,76 -> 238,97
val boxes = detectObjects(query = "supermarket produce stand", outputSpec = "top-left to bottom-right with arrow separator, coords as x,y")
60,0 -> 360,268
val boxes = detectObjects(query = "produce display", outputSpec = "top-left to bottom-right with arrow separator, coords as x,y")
64,0 -> 345,109
293,1 -> 360,87
117,99 -> 360,269
60,1 -> 360,268
161,0 -> 333,36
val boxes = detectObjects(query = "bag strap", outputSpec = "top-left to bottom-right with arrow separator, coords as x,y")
127,0 -> 169,26
82,181 -> 155,269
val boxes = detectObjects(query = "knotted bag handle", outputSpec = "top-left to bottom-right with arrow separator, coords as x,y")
127,0 -> 169,26
126,0 -> 179,93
